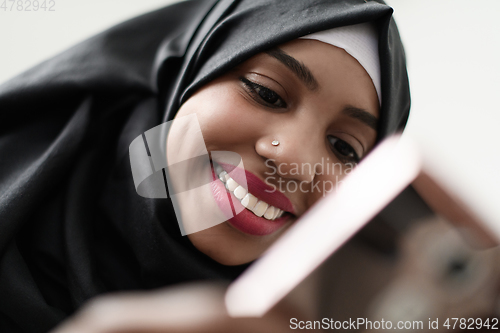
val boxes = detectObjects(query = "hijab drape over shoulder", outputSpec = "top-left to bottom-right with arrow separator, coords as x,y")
0,0 -> 410,332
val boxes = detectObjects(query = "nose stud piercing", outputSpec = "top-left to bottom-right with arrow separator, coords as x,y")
271,140 -> 280,146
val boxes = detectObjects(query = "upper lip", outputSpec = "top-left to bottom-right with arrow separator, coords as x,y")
216,162 -> 296,215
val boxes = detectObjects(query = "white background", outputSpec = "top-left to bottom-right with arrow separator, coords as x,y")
1,0 -> 499,232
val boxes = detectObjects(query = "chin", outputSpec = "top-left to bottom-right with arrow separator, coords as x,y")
209,251 -> 256,266
186,223 -> 271,266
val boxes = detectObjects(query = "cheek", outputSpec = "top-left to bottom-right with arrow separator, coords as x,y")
177,83 -> 262,150
301,169 -> 353,208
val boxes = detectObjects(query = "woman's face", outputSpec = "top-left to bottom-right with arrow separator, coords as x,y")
172,39 -> 379,265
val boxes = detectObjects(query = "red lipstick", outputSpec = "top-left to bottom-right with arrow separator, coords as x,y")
218,162 -> 295,214
210,162 -> 294,236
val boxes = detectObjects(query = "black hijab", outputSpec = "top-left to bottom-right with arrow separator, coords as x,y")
0,0 -> 409,332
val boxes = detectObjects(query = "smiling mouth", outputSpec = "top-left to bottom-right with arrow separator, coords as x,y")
213,164 -> 288,221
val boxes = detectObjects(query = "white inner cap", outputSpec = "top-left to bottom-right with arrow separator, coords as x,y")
299,22 -> 381,106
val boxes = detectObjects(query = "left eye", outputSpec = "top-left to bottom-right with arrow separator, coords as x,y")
327,136 -> 360,164
240,78 -> 287,108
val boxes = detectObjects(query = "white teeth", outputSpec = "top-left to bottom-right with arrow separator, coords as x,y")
272,207 -> 282,220
217,170 -> 230,183
264,206 -> 276,220
219,171 -> 228,183
217,170 -> 286,221
226,178 -> 238,192
233,186 -> 247,200
240,193 -> 258,210
252,201 -> 268,217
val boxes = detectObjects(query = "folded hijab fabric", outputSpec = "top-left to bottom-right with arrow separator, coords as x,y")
0,0 -> 410,332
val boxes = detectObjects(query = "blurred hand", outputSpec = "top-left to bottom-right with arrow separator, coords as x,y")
51,282 -> 300,333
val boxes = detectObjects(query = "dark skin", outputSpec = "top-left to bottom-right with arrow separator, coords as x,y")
52,39 -> 379,333
171,39 -> 379,265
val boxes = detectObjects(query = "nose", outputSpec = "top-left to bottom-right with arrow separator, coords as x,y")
255,128 -> 323,183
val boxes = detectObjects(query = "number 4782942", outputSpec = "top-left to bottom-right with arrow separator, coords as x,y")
1,0 -> 56,11
443,318 -> 498,330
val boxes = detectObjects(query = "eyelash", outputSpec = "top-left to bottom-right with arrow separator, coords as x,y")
240,77 -> 287,108
239,77 -> 361,164
327,136 -> 360,164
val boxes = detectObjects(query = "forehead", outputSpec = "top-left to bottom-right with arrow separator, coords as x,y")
283,39 -> 379,114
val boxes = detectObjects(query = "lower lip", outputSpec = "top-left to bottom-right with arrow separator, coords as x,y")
210,166 -> 290,236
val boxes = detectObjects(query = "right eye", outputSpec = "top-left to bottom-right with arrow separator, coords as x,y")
240,77 -> 287,108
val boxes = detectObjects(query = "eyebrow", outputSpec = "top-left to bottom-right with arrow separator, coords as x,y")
265,49 -> 378,130
342,106 -> 378,130
265,48 -> 319,91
